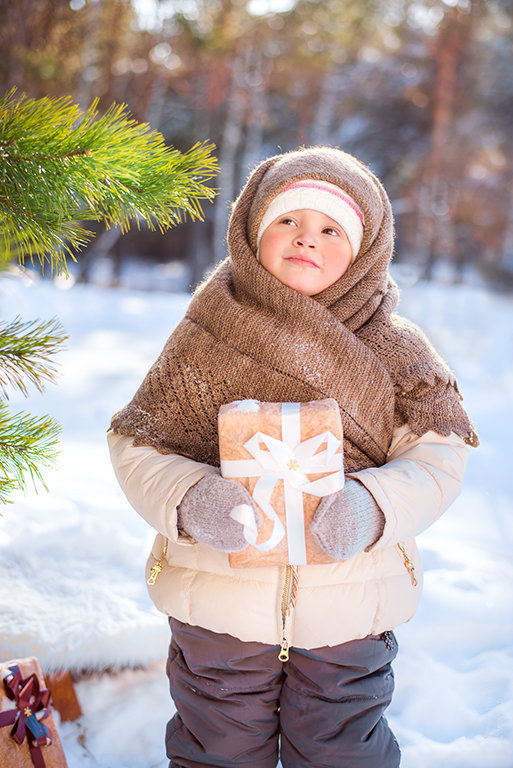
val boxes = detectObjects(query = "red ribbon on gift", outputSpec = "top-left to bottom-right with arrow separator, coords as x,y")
0,665 -> 52,768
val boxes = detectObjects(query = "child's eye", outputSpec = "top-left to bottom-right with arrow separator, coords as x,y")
280,217 -> 297,226
322,227 -> 339,236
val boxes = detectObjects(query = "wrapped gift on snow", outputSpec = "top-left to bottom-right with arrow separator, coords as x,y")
0,656 -> 68,768
219,398 -> 345,568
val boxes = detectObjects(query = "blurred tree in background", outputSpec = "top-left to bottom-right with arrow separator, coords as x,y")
1,0 -> 512,288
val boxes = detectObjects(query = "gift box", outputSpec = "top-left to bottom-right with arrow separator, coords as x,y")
0,656 -> 68,768
219,398 -> 344,567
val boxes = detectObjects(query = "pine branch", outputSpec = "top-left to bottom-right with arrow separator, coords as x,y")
0,90 -> 219,506
0,317 -> 67,398
0,88 -> 219,274
0,403 -> 61,503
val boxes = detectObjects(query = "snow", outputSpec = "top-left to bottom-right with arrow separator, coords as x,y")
1,267 -> 512,767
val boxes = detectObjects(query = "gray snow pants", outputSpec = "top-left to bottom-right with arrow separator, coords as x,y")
165,618 -> 401,768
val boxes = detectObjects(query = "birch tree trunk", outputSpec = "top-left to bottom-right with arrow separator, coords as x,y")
239,47 -> 267,184
212,54 -> 246,266
309,68 -> 342,147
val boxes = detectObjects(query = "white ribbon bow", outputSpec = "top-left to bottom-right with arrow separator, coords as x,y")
222,402 -> 344,565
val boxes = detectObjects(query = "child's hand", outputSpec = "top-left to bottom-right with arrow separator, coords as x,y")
177,472 -> 261,552
310,478 -> 385,560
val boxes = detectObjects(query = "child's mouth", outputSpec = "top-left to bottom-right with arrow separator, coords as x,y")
285,255 -> 318,268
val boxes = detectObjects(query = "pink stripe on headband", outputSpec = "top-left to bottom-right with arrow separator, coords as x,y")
281,181 -> 364,225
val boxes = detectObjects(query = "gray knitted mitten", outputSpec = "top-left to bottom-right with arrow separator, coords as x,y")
177,472 -> 260,552
310,478 -> 385,560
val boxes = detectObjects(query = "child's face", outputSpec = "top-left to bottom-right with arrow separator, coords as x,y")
258,209 -> 353,296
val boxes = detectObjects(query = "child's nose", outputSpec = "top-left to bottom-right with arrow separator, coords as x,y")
294,229 -> 317,248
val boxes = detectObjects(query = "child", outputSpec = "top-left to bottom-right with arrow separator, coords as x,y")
108,146 -> 478,768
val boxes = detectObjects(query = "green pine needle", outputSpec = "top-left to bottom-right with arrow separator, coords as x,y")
0,316 -> 67,398
0,403 -> 61,503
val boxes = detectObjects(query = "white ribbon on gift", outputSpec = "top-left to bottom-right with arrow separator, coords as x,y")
222,402 -> 344,565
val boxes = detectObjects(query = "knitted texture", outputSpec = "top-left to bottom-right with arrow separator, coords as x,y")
111,147 -> 478,472
177,472 -> 260,552
310,478 -> 385,560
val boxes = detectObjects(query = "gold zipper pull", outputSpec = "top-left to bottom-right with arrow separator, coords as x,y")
278,638 -> 290,662
147,559 -> 163,586
397,543 -> 418,587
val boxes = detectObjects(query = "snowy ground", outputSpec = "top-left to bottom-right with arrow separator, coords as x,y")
1,266 -> 512,768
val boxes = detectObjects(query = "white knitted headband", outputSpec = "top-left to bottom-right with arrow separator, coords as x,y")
256,179 -> 365,263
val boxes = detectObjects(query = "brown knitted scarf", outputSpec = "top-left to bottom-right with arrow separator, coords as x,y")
111,147 -> 478,472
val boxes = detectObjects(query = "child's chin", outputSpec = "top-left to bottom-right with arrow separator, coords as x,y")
281,278 -> 316,296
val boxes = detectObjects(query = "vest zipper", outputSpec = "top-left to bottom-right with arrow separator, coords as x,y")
396,542 -> 418,586
147,538 -> 168,586
278,565 -> 294,662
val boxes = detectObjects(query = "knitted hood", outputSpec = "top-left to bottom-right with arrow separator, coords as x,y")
230,147 -> 393,328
